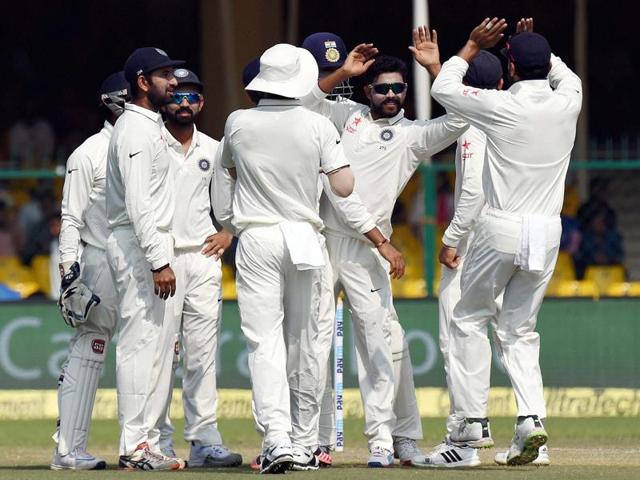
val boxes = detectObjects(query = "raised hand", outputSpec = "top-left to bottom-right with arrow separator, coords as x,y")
341,43 -> 378,78
469,17 -> 508,49
409,25 -> 440,74
516,17 -> 534,33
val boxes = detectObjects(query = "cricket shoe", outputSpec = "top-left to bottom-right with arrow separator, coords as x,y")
291,445 -> 320,471
250,454 -> 263,471
50,449 -> 107,470
313,446 -> 333,467
393,436 -> 422,466
495,444 -> 550,466
189,442 -> 242,468
449,417 -> 494,448
505,415 -> 548,466
411,441 -> 480,468
367,445 -> 394,468
160,445 -> 187,469
118,442 -> 184,471
260,443 -> 293,474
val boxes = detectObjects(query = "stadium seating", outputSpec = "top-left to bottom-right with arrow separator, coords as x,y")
31,255 -> 52,297
554,280 -> 600,299
0,256 -> 40,298
584,265 -> 626,294
605,281 -> 640,297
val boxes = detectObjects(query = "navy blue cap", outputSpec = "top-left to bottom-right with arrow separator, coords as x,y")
242,58 -> 261,87
463,51 -> 503,89
99,71 -> 129,95
503,32 -> 551,69
173,68 -> 203,92
302,32 -> 347,70
123,47 -> 185,84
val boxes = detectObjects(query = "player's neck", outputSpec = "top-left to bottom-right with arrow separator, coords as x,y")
166,121 -> 194,153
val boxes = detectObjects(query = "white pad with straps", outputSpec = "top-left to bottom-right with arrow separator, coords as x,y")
56,332 -> 108,455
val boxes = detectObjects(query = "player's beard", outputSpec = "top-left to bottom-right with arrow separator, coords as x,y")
148,84 -> 173,109
370,98 -> 402,118
167,107 -> 195,125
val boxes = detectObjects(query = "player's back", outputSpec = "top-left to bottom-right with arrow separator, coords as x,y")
223,101 -> 335,232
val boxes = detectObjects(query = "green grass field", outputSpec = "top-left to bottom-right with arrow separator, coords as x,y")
1,417 -> 639,479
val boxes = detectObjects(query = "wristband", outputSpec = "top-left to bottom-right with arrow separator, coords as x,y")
151,263 -> 170,273
375,238 -> 389,248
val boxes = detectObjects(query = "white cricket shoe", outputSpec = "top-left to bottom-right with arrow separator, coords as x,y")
393,436 -> 422,466
449,417 -> 494,448
260,443 -> 293,474
50,449 -> 107,470
506,416 -> 548,466
189,442 -> 242,468
367,445 -> 394,468
411,441 -> 480,468
118,442 -> 184,471
495,444 -> 550,466
291,445 -> 320,471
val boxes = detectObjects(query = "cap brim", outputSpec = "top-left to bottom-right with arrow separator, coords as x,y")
245,48 -> 319,99
146,59 -> 186,74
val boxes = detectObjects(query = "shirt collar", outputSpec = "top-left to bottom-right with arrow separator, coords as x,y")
257,98 -> 302,107
162,124 -> 200,153
367,108 -> 405,125
101,120 -> 113,135
125,102 -> 163,125
508,79 -> 552,95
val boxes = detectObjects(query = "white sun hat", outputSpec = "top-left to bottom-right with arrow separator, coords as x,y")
245,43 -> 319,99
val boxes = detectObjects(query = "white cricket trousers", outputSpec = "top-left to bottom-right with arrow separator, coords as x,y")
57,245 -> 118,456
153,246 -> 224,447
325,233 -> 395,450
236,225 -> 323,450
448,208 -> 561,419
106,227 -> 174,456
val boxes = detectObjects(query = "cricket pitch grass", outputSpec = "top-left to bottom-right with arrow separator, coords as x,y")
0,417 -> 638,479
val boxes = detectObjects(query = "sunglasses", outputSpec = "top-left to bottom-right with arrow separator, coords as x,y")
170,92 -> 201,104
370,82 -> 407,95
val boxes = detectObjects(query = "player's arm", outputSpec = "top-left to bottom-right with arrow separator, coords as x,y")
442,129 -> 487,256
431,18 -> 507,129
211,138 -> 237,236
118,135 -> 174,298
302,43 -> 377,129
59,148 -> 93,272
548,54 -> 582,110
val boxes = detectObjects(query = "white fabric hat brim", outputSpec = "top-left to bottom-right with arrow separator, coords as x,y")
246,45 -> 319,99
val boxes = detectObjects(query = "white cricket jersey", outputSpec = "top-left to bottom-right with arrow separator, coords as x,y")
442,125 -> 487,255
220,98 -> 349,233
304,84 -> 468,241
163,125 -> 218,249
432,54 -> 582,217
59,121 -> 113,263
106,103 -> 174,270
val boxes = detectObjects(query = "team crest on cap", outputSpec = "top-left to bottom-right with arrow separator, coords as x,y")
325,48 -> 341,63
380,129 -> 394,142
198,159 -> 211,171
155,48 -> 168,56
174,68 -> 189,78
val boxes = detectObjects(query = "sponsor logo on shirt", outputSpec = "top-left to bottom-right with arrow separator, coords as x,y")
92,339 -> 106,355
345,116 -> 363,134
198,159 -> 211,171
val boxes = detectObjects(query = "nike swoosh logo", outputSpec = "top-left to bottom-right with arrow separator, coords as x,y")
129,151 -> 142,158
371,288 -> 381,293
335,139 -> 341,144
67,168 -> 78,174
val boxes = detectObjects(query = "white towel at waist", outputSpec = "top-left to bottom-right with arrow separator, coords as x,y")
514,214 -> 547,272
279,221 -> 325,271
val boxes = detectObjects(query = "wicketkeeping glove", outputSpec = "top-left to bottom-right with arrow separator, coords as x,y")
57,262 -> 101,328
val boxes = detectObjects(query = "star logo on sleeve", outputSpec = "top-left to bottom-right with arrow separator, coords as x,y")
462,140 -> 471,150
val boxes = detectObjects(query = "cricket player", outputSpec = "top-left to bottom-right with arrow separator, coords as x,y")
151,68 -> 241,468
303,40 -> 468,466
301,32 -> 432,467
216,43 -> 403,474
106,47 -> 186,471
410,27 -> 502,468
51,71 -> 129,471
431,17 -> 582,465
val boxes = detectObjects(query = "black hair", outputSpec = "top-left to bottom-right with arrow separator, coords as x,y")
364,55 -> 408,85
129,74 -> 150,99
514,63 -> 551,81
